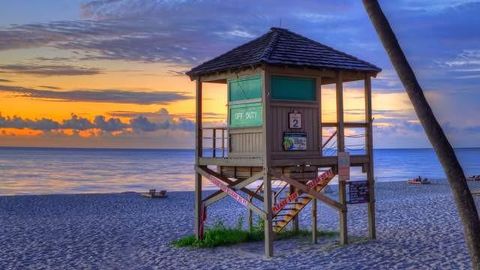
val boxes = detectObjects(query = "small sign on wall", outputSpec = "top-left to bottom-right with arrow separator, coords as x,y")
283,132 -> 307,151
288,112 -> 302,129
347,180 -> 370,204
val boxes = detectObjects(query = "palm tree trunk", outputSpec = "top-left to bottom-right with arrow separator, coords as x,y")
362,1 -> 480,268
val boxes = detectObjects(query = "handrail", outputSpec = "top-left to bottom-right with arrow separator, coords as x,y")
322,130 -> 338,149
202,126 -> 228,158
273,182 -> 289,202
249,182 -> 264,200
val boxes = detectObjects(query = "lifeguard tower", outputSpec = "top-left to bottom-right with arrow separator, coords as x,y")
186,27 -> 381,256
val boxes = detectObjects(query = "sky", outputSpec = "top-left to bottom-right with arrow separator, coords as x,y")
0,0 -> 479,149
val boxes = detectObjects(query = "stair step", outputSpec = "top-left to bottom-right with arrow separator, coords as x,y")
274,213 -> 294,218
286,202 -> 304,205
280,207 -> 298,211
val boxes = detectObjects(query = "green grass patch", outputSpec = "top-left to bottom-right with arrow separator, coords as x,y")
172,220 -> 338,248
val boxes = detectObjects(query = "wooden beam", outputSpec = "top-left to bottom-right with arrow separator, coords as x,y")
196,166 -> 266,218
267,66 -> 335,79
336,71 -> 348,245
316,76 -> 322,154
270,155 -> 369,167
198,157 -> 263,167
261,67 -> 274,258
312,198 -> 317,244
201,169 -> 264,205
199,66 -> 263,83
322,122 -> 368,128
365,74 -> 376,240
194,78 -> 203,239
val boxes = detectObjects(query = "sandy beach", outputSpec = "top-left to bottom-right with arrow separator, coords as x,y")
1,180 -> 479,269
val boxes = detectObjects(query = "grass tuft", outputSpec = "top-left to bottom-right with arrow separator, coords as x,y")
172,219 -> 338,248
172,221 -> 263,248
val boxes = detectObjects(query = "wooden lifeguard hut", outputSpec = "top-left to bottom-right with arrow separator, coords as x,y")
186,27 -> 381,256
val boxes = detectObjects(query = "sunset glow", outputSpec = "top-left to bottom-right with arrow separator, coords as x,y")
1,1 -> 479,149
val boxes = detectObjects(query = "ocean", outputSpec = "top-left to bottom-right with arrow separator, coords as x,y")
0,147 -> 479,196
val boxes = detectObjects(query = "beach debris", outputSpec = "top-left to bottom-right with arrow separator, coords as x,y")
141,189 -> 167,198
407,176 -> 431,185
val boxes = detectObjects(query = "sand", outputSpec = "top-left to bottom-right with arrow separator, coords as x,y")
1,181 -> 479,269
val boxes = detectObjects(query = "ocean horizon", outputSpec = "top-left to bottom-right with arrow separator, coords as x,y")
1,146 -> 479,196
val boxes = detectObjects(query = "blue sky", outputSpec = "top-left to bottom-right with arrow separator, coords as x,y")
0,0 -> 479,148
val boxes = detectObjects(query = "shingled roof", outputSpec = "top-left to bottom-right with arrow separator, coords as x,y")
187,27 -> 381,78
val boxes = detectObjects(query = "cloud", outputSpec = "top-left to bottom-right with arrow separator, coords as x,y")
94,115 -> 127,131
0,84 -> 191,105
108,110 -> 225,121
0,1 -> 354,65
0,108 -> 195,134
0,115 -> 60,131
62,114 -> 95,130
38,85 -> 61,90
0,64 -> 102,76
129,116 -> 158,132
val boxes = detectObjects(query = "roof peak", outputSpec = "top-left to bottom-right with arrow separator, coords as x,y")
187,27 -> 381,77
270,27 -> 289,32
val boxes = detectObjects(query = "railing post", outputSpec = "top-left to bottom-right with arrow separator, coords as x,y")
221,128 -> 225,157
212,128 -> 217,158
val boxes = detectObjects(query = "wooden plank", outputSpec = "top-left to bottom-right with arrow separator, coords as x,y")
322,122 -> 368,128
365,74 -> 376,240
267,66 -> 335,79
312,198 -> 317,244
228,127 -> 262,134
316,76 -> 322,154
196,166 -> 266,218
194,78 -> 203,239
270,101 -> 319,108
270,155 -> 369,167
202,176 -> 262,204
201,167 -> 263,202
336,71 -> 348,245
198,157 -> 263,167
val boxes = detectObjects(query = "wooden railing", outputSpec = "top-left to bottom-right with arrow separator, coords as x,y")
202,127 -> 228,158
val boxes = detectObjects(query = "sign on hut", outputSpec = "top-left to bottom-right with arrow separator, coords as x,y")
186,27 -> 381,257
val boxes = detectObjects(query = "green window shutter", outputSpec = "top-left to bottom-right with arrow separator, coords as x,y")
271,75 -> 316,101
228,75 -> 262,102
229,102 -> 263,128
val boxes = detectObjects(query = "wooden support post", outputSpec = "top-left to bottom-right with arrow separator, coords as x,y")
263,171 -> 273,257
194,78 -> 203,239
336,71 -> 348,245
365,74 -> 376,240
261,68 -> 273,257
316,76 -> 322,154
248,208 -> 253,232
291,185 -> 299,232
312,198 -> 317,244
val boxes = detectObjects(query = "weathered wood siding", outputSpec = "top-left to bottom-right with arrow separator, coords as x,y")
270,102 -> 321,159
229,128 -> 263,157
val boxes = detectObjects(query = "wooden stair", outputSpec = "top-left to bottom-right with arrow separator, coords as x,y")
272,169 -> 336,233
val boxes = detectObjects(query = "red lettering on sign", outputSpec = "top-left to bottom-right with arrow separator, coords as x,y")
272,169 -> 334,214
